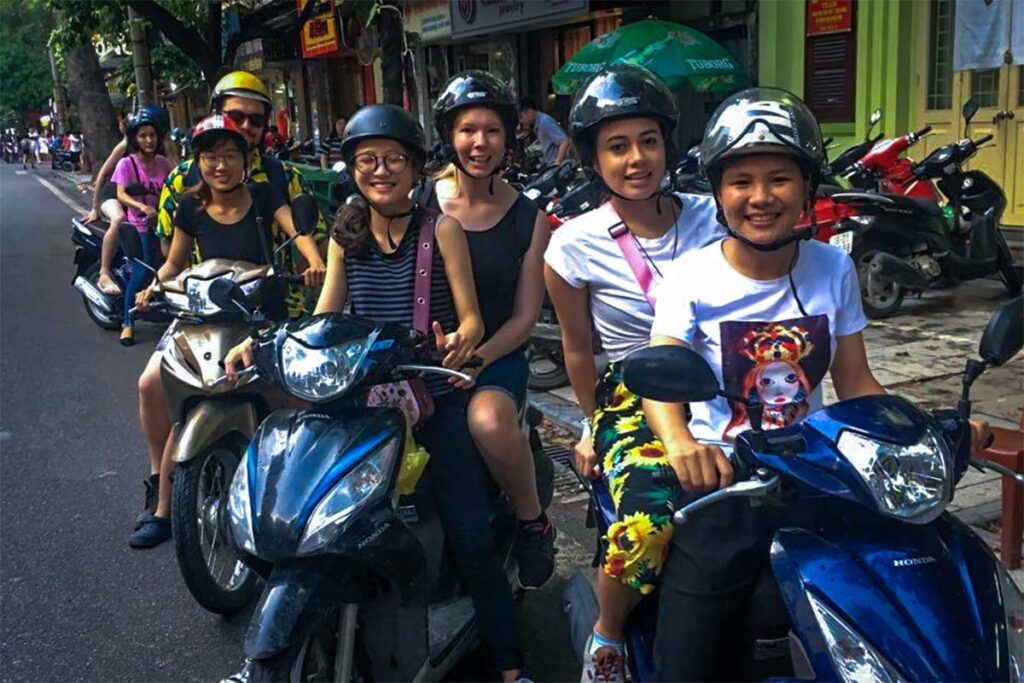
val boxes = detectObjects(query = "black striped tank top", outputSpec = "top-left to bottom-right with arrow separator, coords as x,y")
345,210 -> 458,395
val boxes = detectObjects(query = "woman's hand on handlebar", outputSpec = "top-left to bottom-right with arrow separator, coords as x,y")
135,285 -> 156,310
140,204 -> 158,219
302,258 -> 327,288
969,419 -> 993,454
666,438 -> 734,492
223,338 -> 255,382
575,435 -> 600,479
82,207 -> 99,224
431,321 -> 475,370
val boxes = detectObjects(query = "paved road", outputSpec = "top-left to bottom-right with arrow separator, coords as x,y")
0,163 -> 586,682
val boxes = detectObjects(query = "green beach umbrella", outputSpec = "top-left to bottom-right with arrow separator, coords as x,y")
551,19 -> 746,95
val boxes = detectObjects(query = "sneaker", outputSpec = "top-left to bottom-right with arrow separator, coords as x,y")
219,658 -> 253,683
514,514 -> 556,589
581,633 -> 629,683
128,514 -> 171,549
134,474 -> 159,529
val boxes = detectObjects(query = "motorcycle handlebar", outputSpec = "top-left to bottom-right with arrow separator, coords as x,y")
915,125 -> 933,138
974,133 -> 994,146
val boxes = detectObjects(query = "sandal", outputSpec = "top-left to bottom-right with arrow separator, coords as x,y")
98,272 -> 122,296
120,326 -> 134,347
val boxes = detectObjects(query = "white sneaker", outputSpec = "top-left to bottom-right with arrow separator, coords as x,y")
219,657 -> 253,683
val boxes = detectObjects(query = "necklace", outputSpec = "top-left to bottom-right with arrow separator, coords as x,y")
629,195 -> 681,278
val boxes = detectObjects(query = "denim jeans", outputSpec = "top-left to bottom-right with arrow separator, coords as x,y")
415,394 -> 523,673
123,229 -> 157,328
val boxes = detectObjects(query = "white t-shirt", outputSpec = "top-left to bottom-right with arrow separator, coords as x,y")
544,192 -> 723,361
651,238 -> 867,441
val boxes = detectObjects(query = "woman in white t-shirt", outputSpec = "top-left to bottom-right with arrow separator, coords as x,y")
645,88 -> 991,681
543,65 -> 724,682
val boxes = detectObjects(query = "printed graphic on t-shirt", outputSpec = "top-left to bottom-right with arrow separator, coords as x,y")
719,315 -> 831,438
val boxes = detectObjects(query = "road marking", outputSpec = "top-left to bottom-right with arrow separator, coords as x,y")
15,170 -> 27,175
34,174 -> 89,215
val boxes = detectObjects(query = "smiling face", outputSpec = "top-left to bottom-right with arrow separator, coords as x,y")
452,107 -> 506,177
755,361 -> 802,405
197,137 -> 246,191
717,153 -> 808,246
593,117 -> 667,200
352,139 -> 417,209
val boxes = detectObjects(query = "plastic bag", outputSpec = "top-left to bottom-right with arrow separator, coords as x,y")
396,427 -> 430,495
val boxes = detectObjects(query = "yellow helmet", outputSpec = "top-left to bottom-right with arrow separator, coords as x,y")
211,71 -> 272,111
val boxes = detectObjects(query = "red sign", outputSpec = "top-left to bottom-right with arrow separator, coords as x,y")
807,0 -> 853,36
298,0 -> 340,58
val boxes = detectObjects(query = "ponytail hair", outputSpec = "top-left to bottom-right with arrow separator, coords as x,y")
331,195 -> 371,257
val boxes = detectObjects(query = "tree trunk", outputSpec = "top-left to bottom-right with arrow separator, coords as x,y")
64,37 -> 120,173
128,6 -> 155,106
378,4 -> 404,106
49,47 -> 69,134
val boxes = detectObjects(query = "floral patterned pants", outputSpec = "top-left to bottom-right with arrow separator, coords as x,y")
592,363 -> 680,595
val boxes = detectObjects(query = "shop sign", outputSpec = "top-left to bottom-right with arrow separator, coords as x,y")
298,0 -> 341,58
450,0 -> 588,38
407,0 -> 452,42
807,0 -> 852,36
236,38 -> 265,73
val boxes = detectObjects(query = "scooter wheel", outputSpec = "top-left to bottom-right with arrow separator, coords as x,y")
250,618 -> 346,683
854,247 -> 905,319
527,341 -> 570,392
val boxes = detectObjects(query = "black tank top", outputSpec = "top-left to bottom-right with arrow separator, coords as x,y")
427,191 -> 537,345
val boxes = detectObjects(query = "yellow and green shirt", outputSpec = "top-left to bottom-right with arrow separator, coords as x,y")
156,151 -> 328,317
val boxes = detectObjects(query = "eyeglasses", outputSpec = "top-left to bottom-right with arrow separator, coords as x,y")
223,110 -> 267,128
352,152 -> 410,175
198,151 -> 245,167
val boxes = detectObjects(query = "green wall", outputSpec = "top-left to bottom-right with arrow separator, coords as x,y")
758,0 -> 921,155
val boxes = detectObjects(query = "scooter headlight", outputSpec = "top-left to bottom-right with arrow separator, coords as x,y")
807,592 -> 905,683
279,333 -> 373,402
997,563 -> 1024,681
227,449 -> 256,555
297,436 -> 400,556
837,429 -> 951,524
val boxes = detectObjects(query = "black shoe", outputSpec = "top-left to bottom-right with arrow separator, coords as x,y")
129,514 -> 171,549
134,474 -> 159,529
514,514 -> 556,589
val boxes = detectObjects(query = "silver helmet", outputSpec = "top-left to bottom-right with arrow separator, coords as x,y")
700,87 -> 825,182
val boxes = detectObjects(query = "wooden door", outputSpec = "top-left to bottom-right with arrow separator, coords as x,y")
1002,66 -> 1024,226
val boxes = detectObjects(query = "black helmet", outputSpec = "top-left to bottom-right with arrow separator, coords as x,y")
568,64 -> 678,166
341,104 -> 427,169
138,105 -> 170,137
700,87 -> 825,188
433,70 -> 518,149
126,106 -> 168,139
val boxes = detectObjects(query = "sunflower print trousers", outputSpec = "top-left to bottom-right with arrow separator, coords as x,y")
592,363 -> 680,595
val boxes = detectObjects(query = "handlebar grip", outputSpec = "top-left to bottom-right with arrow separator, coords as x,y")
463,355 -> 484,369
976,133 -> 994,145
916,125 -> 933,138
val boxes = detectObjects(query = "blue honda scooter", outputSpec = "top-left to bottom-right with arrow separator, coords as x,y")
564,297 -> 1024,681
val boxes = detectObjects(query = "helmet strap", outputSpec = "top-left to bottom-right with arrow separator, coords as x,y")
451,148 -> 501,195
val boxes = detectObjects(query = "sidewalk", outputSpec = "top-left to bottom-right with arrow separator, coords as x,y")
531,278 -> 1024,579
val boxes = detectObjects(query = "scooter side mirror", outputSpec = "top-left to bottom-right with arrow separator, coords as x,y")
290,194 -> 319,237
963,98 -> 979,125
117,223 -> 144,261
622,345 -> 720,403
869,108 -> 883,127
978,296 -> 1023,367
208,277 -> 249,314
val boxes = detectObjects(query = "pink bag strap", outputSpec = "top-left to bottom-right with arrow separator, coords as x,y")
608,221 -> 657,307
413,209 -> 439,334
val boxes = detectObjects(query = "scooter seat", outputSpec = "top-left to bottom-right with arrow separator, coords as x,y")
880,193 -> 944,218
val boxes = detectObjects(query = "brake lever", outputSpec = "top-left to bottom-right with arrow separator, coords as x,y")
672,470 -> 780,525
970,458 -> 1024,485
210,365 -> 257,387
395,364 -> 474,384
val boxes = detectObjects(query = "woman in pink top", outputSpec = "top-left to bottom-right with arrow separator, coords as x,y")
111,109 -> 172,345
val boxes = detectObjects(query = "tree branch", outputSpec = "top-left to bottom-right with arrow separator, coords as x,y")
123,0 -> 219,84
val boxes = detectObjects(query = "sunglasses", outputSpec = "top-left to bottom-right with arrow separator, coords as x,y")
224,110 -> 267,128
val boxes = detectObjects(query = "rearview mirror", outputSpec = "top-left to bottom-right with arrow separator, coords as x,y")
963,98 -> 979,125
979,296 -> 1023,367
622,345 -> 720,403
208,277 -> 248,313
869,108 -> 883,126
117,223 -> 144,261
291,194 -> 319,236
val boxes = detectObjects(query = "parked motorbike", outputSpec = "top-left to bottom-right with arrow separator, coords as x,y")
51,148 -> 80,172
70,214 -> 171,331
565,296 -> 1024,681
119,196 -> 320,615
838,98 -> 1021,318
214,289 -> 555,680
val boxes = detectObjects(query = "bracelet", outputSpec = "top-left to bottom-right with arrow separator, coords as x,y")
580,416 -> 592,439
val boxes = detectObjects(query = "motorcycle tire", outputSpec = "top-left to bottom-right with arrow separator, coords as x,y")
854,247 -> 905,319
172,443 -> 259,615
250,618 -> 344,683
995,231 -> 1022,296
60,160 -> 73,172
527,341 -> 570,392
80,263 -> 122,330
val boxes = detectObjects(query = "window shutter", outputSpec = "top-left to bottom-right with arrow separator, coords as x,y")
804,2 -> 857,123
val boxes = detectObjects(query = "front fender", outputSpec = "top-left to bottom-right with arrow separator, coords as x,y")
171,400 -> 257,464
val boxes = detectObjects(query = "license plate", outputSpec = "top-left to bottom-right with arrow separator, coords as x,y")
829,231 -> 854,254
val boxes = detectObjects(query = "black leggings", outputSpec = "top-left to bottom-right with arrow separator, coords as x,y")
415,394 -> 523,673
